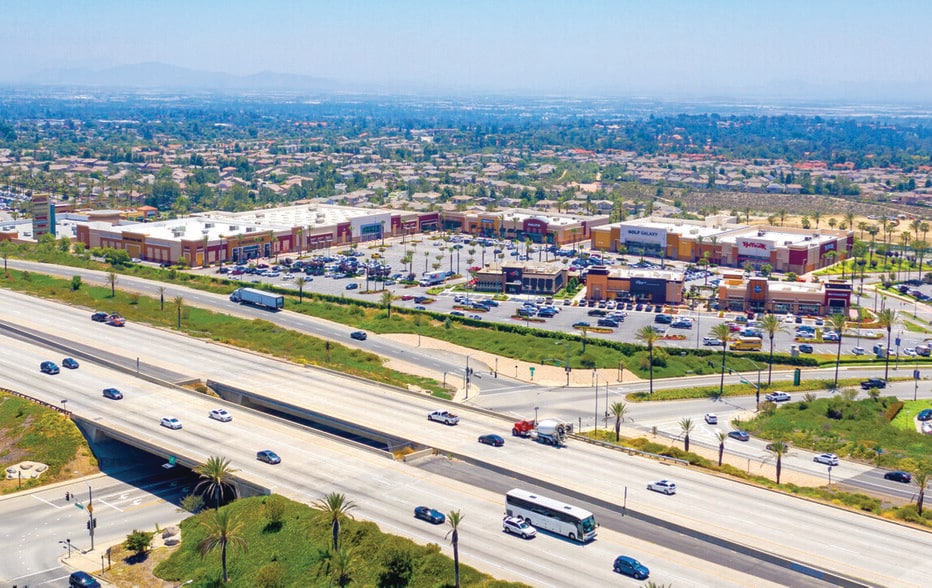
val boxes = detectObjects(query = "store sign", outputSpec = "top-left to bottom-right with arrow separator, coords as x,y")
738,239 -> 773,255
622,227 -> 666,245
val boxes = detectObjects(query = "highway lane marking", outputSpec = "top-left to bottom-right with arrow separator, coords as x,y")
8,564 -> 64,581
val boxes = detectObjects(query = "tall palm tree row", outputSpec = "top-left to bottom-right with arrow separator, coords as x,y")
610,401 -> 629,442
708,322 -> 733,399
877,308 -> 896,381
679,417 -> 695,452
826,312 -> 847,388
194,456 -> 239,510
197,508 -> 248,584
767,440 -> 790,485
634,325 -> 662,395
445,509 -> 464,588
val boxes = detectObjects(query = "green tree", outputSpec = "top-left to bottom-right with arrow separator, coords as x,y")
709,322 -> 733,398
768,440 -> 790,484
123,529 -> 155,557
445,509 -> 464,588
194,456 -> 238,510
70,275 -> 82,291
759,314 -> 784,385
197,508 -> 248,584
635,325 -> 662,395
381,290 -> 393,318
378,548 -> 414,588
314,492 -> 357,551
826,312 -> 847,387
610,401 -> 629,442
913,466 -> 930,515
679,417 -> 695,452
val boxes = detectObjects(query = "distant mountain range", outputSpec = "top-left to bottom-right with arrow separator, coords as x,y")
16,62 -> 339,92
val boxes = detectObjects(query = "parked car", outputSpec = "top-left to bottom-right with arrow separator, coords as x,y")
160,416 -> 183,430
647,480 -> 677,495
884,470 -> 912,483
62,357 -> 80,369
917,409 -> 932,421
91,311 -> 109,322
414,505 -> 445,524
350,330 -> 368,341
813,453 -> 840,466
40,361 -> 60,374
102,387 -> 123,400
502,515 -> 536,538
704,413 -> 718,425
256,450 -> 281,464
860,378 -> 887,390
478,434 -> 504,447
613,555 -> 649,579
728,430 -> 750,441
428,410 -> 459,425
798,344 -> 814,353
765,391 -> 791,402
209,408 -> 233,422
703,336 -> 723,346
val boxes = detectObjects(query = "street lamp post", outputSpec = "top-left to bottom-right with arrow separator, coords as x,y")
594,371 -> 599,432
534,405 -> 539,423
59,539 -> 72,558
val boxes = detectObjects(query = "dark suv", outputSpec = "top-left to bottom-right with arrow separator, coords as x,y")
69,571 -> 102,588
91,311 -> 109,322
860,378 -> 887,390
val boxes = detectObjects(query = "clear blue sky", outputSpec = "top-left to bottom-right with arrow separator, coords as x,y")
2,0 -> 930,97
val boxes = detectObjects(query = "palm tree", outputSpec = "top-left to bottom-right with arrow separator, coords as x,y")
381,290 -> 393,318
314,492 -> 357,552
877,308 -> 896,381
157,285 -> 166,310
679,417 -> 695,452
294,275 -> 307,303
767,440 -> 790,484
173,296 -> 185,329
709,323 -> 733,399
759,314 -> 784,385
826,312 -> 847,387
197,508 -> 248,584
107,270 -> 118,297
716,431 -> 728,466
445,509 -> 463,588
194,456 -> 238,510
913,466 -> 930,515
610,401 -> 629,442
634,325 -> 661,395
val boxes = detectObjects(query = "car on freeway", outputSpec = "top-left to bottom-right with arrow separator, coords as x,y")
860,378 -> 887,390
209,408 -> 232,422
350,330 -> 368,341
728,430 -> 750,442
917,408 -> 932,421
478,434 -> 504,447
256,450 -> 281,464
107,313 -> 126,326
102,387 -> 123,400
813,453 -> 840,466
62,357 -> 80,369
414,505 -> 445,524
502,515 -> 536,538
427,410 -> 459,425
647,479 -> 677,495
884,470 -> 912,483
613,555 -> 649,579
91,311 -> 109,322
765,391 -> 791,402
798,344 -> 814,354
160,416 -> 183,430
704,413 -> 718,425
40,361 -> 60,375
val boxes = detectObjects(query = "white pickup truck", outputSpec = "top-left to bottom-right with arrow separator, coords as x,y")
427,410 -> 459,425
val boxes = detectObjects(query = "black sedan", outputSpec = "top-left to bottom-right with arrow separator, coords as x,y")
413,506 -> 445,524
884,470 -> 912,483
478,434 -> 505,447
62,358 -> 80,369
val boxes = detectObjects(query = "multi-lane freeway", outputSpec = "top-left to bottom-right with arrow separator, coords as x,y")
0,288 -> 929,587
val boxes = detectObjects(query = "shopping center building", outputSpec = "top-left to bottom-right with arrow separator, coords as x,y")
441,208 -> 609,245
716,274 -> 853,316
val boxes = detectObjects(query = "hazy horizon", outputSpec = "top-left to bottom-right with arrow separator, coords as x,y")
3,1 -> 932,101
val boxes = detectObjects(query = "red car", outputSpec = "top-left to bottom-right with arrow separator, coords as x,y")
108,314 -> 126,327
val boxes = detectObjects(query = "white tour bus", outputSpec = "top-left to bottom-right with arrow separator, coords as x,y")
505,488 -> 598,542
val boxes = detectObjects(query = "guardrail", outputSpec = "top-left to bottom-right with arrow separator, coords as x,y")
1,385 -> 71,415
570,434 -> 690,466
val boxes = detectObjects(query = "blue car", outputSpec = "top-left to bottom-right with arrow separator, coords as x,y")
728,430 -> 750,442
414,505 -> 445,524
613,555 -> 649,579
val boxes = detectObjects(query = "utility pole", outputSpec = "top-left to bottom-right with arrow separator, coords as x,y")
87,485 -> 95,551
